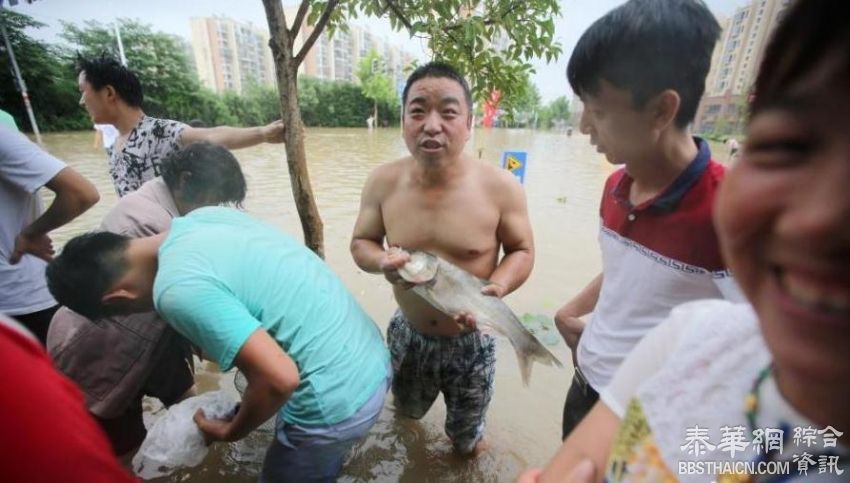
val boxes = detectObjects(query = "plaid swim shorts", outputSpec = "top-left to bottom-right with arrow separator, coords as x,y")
387,310 -> 496,454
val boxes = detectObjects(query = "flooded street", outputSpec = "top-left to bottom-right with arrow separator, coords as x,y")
39,127 -> 713,481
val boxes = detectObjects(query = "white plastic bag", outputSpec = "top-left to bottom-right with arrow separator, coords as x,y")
132,390 -> 237,479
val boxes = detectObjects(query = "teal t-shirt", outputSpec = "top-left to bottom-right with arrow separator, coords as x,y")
153,207 -> 388,426
0,109 -> 18,130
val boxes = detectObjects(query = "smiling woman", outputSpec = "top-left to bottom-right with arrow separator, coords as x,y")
523,1 -> 850,482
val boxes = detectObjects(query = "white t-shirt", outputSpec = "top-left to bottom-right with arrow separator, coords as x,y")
600,300 -> 849,482
0,126 -> 66,315
94,124 -> 119,152
578,150 -> 744,391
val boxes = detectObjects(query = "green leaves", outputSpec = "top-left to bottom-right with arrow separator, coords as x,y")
355,48 -> 397,109
348,0 -> 562,117
60,18 -> 201,121
0,10 -> 88,131
537,95 -> 570,129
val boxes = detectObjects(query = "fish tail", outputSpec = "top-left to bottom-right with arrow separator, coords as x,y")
516,348 -> 533,387
535,344 -> 564,369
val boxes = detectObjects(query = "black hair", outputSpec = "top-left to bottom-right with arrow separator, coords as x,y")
46,232 -> 130,320
751,0 -> 849,116
567,0 -> 720,128
402,61 -> 473,113
160,142 -> 247,209
76,54 -> 144,108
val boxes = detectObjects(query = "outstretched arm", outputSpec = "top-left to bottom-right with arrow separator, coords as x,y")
520,402 -> 619,483
194,329 -> 299,442
157,279 -> 296,443
179,119 -> 285,149
10,167 -> 99,264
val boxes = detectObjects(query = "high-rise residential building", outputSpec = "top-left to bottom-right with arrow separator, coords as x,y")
190,14 -> 418,93
292,17 -> 416,85
190,17 -> 276,94
694,0 -> 793,134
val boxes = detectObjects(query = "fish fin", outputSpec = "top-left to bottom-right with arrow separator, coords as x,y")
517,348 -> 532,387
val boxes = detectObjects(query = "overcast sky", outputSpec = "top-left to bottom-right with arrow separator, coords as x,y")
9,0 -> 748,102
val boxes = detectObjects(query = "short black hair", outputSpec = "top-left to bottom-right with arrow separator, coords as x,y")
402,61 -> 473,113
751,0 -> 849,116
76,54 -> 144,108
567,0 -> 720,128
160,142 -> 247,208
46,232 -> 130,320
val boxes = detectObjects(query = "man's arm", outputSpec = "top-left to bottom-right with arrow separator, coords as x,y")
486,171 -> 535,297
179,119 -> 285,150
157,278 -> 297,443
194,329 -> 299,442
10,167 -> 100,264
350,167 -> 411,285
554,274 -> 602,357
522,402 -> 619,483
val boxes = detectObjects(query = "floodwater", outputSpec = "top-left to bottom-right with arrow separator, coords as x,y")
39,128 -> 723,482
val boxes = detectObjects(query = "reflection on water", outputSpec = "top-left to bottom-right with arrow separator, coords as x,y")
44,127 -> 619,481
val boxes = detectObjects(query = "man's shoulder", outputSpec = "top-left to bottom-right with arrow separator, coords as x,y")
600,167 -> 628,196
476,158 -> 522,190
364,157 -> 409,193
687,159 -> 726,199
101,181 -> 174,236
135,116 -> 187,140
372,157 -> 409,176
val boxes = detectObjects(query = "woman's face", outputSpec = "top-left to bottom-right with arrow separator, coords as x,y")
714,59 -> 850,384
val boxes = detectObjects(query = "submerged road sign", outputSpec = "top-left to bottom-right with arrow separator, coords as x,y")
501,151 -> 528,184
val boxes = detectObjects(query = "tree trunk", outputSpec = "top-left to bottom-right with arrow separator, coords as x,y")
373,100 -> 378,128
263,0 -> 324,257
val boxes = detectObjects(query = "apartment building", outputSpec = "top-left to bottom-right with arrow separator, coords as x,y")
190,17 -> 276,94
296,17 -> 415,86
190,13 -> 417,93
694,0 -> 793,134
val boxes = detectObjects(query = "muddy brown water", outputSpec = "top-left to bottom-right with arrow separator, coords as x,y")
40,128 -> 727,482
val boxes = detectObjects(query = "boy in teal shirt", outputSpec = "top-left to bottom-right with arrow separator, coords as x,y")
48,207 -> 390,482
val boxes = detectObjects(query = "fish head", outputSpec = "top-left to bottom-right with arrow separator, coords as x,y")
397,250 -> 439,285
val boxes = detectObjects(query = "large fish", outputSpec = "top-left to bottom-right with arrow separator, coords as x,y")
397,249 -> 562,385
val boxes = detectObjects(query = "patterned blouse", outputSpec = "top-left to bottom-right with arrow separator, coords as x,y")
109,116 -> 187,197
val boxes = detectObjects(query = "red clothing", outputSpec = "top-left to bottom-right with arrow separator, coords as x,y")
0,316 -> 137,483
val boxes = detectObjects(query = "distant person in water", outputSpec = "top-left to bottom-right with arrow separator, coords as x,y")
76,54 -> 285,197
726,136 -> 740,160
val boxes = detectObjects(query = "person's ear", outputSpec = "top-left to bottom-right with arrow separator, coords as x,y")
103,85 -> 118,104
651,90 -> 681,131
101,287 -> 137,308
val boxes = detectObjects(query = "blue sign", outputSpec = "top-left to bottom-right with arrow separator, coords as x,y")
501,151 -> 528,184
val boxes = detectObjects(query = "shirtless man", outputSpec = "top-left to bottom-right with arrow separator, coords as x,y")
351,61 -> 534,456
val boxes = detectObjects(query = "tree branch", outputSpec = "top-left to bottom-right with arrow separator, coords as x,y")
443,1 -> 524,32
262,0 -> 293,62
381,0 -> 415,31
290,0 -> 310,39
294,0 -> 340,67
